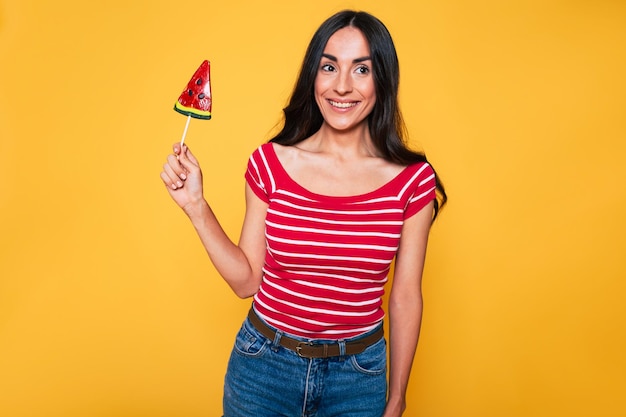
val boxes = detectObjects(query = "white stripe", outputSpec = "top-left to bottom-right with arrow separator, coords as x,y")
275,189 -> 317,202
275,189 -> 399,205
268,247 -> 393,265
419,173 -> 435,187
266,219 -> 401,239
258,146 -> 276,194
349,196 -> 400,204
263,267 -> 386,285
266,233 -> 398,252
410,186 -> 437,204
262,279 -> 380,307
252,299 -> 380,336
267,208 -> 402,226
248,160 -> 265,193
398,163 -> 429,199
259,288 -> 379,317
273,198 -> 403,216
291,279 -> 385,293
246,169 -> 264,191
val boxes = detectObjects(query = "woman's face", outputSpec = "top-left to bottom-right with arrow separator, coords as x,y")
314,27 -> 376,133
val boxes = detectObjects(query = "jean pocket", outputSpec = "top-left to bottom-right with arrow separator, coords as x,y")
233,320 -> 269,358
350,337 -> 387,375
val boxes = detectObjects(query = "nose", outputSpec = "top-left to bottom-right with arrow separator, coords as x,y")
334,71 -> 353,95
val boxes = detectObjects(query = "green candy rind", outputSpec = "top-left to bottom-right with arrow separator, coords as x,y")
174,102 -> 212,120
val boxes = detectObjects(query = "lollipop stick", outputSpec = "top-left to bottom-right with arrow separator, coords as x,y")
180,114 -> 191,146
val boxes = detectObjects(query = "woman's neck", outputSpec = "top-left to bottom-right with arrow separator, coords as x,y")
302,122 -> 379,159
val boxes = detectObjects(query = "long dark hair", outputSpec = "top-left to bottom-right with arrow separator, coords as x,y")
270,10 -> 447,219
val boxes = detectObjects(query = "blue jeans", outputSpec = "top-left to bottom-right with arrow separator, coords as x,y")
223,316 -> 387,417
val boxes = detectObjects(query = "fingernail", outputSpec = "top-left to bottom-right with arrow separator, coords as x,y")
171,183 -> 177,190
180,173 -> 187,180
177,181 -> 183,188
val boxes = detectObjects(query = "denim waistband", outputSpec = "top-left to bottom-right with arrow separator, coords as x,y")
247,307 -> 384,358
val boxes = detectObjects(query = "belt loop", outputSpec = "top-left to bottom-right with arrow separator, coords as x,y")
338,339 -> 346,359
272,328 -> 283,352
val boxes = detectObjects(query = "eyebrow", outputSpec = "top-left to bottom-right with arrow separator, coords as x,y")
322,53 -> 372,64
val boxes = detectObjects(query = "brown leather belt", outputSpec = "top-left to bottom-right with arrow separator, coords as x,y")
247,308 -> 384,359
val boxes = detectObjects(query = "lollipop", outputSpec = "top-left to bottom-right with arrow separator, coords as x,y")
174,60 -> 212,145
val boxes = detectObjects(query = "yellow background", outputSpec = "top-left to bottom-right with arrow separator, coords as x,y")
1,0 -> 625,416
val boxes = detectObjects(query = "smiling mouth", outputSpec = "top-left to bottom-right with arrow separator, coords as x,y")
328,99 -> 358,109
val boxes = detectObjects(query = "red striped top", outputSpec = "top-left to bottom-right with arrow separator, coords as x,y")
245,143 -> 436,339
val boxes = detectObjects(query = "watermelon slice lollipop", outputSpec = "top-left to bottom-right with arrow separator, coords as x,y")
174,60 -> 212,145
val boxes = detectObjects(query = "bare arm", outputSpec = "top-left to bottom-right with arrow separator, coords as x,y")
160,143 -> 267,298
383,200 -> 434,417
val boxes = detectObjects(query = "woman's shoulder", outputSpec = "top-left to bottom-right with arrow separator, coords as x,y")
405,158 -> 432,174
251,142 -> 274,155
248,142 -> 278,165
269,141 -> 300,161
400,160 -> 434,189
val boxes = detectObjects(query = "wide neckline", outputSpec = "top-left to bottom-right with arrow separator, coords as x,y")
264,142 -> 414,202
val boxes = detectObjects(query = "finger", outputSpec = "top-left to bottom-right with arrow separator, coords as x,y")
177,147 -> 200,173
172,142 -> 182,156
182,145 -> 199,165
166,153 -> 188,180
162,161 -> 185,189
160,169 -> 181,190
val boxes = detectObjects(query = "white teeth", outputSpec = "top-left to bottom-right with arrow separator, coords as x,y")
329,100 -> 357,109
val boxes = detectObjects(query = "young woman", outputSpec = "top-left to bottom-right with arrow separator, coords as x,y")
161,10 -> 446,417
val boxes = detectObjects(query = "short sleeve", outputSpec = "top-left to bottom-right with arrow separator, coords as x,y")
245,146 -> 271,203
404,162 -> 437,219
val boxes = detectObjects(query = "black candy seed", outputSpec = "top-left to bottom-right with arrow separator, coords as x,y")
188,89 -> 193,96
196,78 -> 203,85
198,93 -> 205,99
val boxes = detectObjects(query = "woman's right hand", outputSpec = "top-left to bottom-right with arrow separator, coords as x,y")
160,143 -> 205,213
160,142 -> 268,298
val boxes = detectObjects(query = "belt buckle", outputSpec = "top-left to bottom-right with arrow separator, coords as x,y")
295,341 -> 314,358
